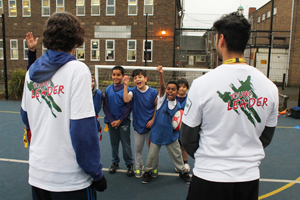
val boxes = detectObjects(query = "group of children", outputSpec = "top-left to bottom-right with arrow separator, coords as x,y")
95,65 -> 191,184
25,32 -> 191,184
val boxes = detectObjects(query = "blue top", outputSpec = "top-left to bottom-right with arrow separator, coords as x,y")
175,95 -> 187,140
150,98 -> 181,145
93,89 -> 103,115
176,95 -> 188,109
103,83 -> 132,125
130,86 -> 158,134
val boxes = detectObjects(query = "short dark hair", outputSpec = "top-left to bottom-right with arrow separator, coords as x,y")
112,65 -> 124,75
132,69 -> 146,78
166,81 -> 179,91
212,12 -> 251,53
43,12 -> 85,52
177,78 -> 189,89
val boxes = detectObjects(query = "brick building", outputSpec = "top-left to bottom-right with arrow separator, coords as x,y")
249,0 -> 299,86
0,0 -> 183,71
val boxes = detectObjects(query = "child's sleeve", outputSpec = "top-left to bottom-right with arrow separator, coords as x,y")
102,91 -> 115,123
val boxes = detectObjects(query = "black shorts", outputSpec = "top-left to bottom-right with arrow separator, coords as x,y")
32,185 -> 96,200
186,175 -> 259,200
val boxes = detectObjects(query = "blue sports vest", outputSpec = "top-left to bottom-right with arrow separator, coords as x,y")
150,98 -> 181,145
131,86 -> 158,134
104,84 -> 130,124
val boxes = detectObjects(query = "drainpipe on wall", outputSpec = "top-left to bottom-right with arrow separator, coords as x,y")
287,0 -> 295,87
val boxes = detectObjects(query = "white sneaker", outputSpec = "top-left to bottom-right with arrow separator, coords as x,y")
184,163 -> 190,173
175,163 -> 190,173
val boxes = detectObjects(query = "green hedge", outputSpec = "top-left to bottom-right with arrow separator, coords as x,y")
8,69 -> 27,100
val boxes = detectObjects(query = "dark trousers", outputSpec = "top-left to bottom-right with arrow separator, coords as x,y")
32,186 -> 96,200
187,175 -> 259,200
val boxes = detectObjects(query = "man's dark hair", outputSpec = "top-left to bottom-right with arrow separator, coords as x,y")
112,65 -> 124,75
166,81 -> 179,91
132,69 -> 147,78
177,78 -> 189,90
43,12 -> 85,52
212,12 -> 251,53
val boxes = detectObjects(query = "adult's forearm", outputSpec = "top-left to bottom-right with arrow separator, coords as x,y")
180,122 -> 201,159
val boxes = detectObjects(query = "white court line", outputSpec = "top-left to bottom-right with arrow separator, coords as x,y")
1,158 -> 300,184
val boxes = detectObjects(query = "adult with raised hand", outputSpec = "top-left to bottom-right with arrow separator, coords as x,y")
181,12 -> 278,200
20,12 -> 106,200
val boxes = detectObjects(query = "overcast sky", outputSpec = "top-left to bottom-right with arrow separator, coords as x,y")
183,0 -> 270,29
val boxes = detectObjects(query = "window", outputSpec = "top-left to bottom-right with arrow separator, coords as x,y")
188,56 -> 194,65
257,16 -> 260,24
128,0 -> 137,15
42,0 -> 50,16
273,7 -> 277,15
144,0 -> 153,16
196,55 -> 206,62
106,40 -> 115,61
262,14 -> 265,21
91,40 -> 100,61
9,0 -> 17,17
127,40 -> 136,62
56,0 -> 64,12
267,11 -> 270,18
76,0 -> 85,16
0,0 -> 3,15
0,39 -> 3,60
143,40 -> 152,62
91,0 -> 100,16
76,43 -> 85,60
23,0 -> 31,17
24,39 -> 28,60
106,0 -> 115,15
10,39 -> 18,60
42,44 -> 47,54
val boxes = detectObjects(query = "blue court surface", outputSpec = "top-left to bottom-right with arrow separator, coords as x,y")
0,100 -> 300,200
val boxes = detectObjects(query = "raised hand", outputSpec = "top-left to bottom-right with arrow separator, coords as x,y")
25,32 -> 39,52
123,75 -> 130,85
157,65 -> 163,74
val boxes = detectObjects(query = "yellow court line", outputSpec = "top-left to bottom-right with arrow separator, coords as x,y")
0,111 -> 20,114
276,126 -> 296,129
259,176 -> 300,199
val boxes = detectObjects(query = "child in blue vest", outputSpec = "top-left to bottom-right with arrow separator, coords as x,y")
123,69 -> 158,178
91,73 -> 103,136
175,78 -> 190,173
141,65 -> 191,184
103,66 -> 134,177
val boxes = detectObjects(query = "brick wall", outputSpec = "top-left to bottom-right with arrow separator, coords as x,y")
0,0 -> 180,72
289,0 -> 300,86
250,0 -> 300,86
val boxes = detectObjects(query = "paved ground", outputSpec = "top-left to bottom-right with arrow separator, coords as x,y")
1,100 -> 300,200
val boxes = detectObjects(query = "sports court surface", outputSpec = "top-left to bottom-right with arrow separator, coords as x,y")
1,100 -> 300,200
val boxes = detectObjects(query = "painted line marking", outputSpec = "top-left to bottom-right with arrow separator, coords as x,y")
0,111 -> 20,114
0,157 -> 300,183
259,176 -> 300,199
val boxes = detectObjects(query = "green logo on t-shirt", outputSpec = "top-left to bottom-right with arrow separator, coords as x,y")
217,76 -> 267,127
27,80 -> 63,118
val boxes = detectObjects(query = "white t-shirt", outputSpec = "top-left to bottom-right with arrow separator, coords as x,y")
156,92 -> 177,110
182,64 -> 278,182
21,60 -> 95,191
128,85 -> 149,97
